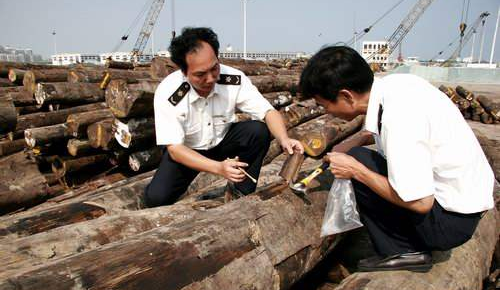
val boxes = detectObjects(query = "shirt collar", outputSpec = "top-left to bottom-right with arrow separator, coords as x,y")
364,77 -> 383,134
187,82 -> 220,104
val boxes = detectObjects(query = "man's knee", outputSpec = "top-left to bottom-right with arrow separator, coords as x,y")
244,121 -> 271,145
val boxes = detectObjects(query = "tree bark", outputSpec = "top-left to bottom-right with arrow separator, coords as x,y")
105,79 -> 158,118
23,69 -> 69,93
438,85 -> 470,112
0,89 -> 35,106
68,68 -> 152,84
14,102 -> 107,139
334,209 -> 498,290
51,154 -> 109,178
66,108 -> 114,138
0,175 -> 339,290
0,86 -> 22,96
114,117 -> 155,148
129,146 -> 163,172
0,139 -> 25,157
249,74 -> 300,94
7,68 -> 26,85
0,151 -> 49,215
0,98 -> 17,134
264,91 -> 294,108
150,57 -> 178,80
86,118 -> 118,150
476,94 -> 500,121
105,60 -> 135,70
34,82 -> 104,106
24,123 -> 70,148
0,78 -> 14,87
16,105 -> 39,115
0,62 -> 62,78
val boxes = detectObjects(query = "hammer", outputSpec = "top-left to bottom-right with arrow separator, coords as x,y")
290,162 -> 329,194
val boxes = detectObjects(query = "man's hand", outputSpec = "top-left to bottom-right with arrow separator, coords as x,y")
323,152 -> 364,179
280,137 -> 304,155
216,157 -> 249,183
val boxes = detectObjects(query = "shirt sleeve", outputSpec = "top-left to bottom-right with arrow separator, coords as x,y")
153,87 -> 185,146
235,74 -> 274,120
382,112 -> 434,202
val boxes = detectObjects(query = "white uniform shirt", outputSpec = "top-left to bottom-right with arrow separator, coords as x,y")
364,74 -> 494,214
154,64 -> 274,150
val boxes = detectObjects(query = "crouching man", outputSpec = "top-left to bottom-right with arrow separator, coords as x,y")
145,27 -> 303,207
299,46 -> 494,272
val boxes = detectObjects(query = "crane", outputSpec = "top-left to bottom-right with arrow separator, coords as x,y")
365,0 -> 436,63
442,12 -> 490,66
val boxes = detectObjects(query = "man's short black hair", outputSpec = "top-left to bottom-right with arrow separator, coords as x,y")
299,46 -> 373,101
169,27 -> 220,72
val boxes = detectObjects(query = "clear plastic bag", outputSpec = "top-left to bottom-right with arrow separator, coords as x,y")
320,178 -> 363,237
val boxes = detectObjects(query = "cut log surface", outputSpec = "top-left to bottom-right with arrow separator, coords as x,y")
0,98 -> 17,134
7,68 -> 26,85
34,82 -> 104,106
86,118 -> 117,150
67,139 -> 93,156
0,152 -> 49,215
264,91 -> 294,108
105,79 -> 158,118
150,57 -> 178,80
0,172 -> 338,290
129,146 -> 163,171
23,69 -> 69,93
14,102 -> 107,138
66,108 -> 114,138
114,117 -> 155,148
477,94 -> 500,121
24,123 -> 70,148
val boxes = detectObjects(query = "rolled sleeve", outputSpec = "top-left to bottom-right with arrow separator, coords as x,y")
153,93 -> 185,146
383,115 -> 434,202
235,75 -> 274,120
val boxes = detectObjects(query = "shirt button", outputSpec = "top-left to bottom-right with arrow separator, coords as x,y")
208,122 -> 211,126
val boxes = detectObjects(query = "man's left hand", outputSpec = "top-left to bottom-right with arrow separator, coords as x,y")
280,138 -> 304,155
324,152 -> 363,179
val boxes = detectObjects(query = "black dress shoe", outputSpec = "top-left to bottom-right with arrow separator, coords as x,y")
357,251 -> 432,272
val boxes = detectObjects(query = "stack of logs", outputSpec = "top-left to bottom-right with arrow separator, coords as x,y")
0,58 -> 497,290
439,85 -> 500,124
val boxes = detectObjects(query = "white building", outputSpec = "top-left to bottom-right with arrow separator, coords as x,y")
51,53 -> 101,65
99,52 -> 155,64
219,51 -> 308,61
361,41 -> 391,68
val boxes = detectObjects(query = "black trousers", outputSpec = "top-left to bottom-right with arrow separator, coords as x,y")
144,120 -> 271,207
347,146 -> 482,256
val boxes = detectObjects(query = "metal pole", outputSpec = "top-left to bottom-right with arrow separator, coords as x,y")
151,28 -> 155,56
469,30 -> 476,63
478,18 -> 487,63
243,0 -> 247,59
171,0 -> 176,39
489,5 -> 499,65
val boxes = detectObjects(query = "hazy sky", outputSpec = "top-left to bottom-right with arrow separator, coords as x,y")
0,0 -> 498,61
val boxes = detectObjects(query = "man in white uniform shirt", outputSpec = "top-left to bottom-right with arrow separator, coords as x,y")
145,27 -> 303,207
299,46 -> 494,272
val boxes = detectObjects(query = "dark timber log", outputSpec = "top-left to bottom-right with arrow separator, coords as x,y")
438,85 -> 470,112
0,152 -> 49,215
476,95 -> 500,121
281,99 -> 325,129
335,208 -> 498,290
0,139 -> 25,157
68,68 -> 152,84
86,118 -> 117,150
51,154 -> 109,178
0,98 -> 17,134
24,123 -> 70,148
264,91 -> 294,108
34,82 -> 104,106
16,105 -> 39,115
67,139 -> 94,156
150,57 -> 178,79
105,79 -> 158,118
66,109 -> 114,138
7,68 -> 26,85
0,86 -> 21,96
0,78 -> 13,87
249,74 -> 300,94
23,69 -> 69,93
0,174 -> 339,290
114,117 -> 155,148
129,146 -> 163,172
105,60 -> 135,70
14,102 -> 107,139
0,62 -> 61,78
1,89 -> 35,106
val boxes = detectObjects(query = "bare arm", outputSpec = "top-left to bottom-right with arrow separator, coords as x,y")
167,144 -> 247,183
264,109 -> 304,154
331,129 -> 374,153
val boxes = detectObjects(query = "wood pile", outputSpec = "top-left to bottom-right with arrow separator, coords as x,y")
0,58 -> 498,290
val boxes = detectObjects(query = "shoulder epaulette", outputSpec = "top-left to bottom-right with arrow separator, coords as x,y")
168,82 -> 190,106
217,74 -> 241,85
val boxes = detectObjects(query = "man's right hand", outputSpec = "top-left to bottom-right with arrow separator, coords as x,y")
217,158 -> 248,183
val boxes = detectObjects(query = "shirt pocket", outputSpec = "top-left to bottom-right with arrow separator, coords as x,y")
213,115 -> 231,138
184,122 -> 202,146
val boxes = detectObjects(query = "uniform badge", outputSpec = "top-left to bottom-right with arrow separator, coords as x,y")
217,74 -> 241,85
168,82 -> 190,106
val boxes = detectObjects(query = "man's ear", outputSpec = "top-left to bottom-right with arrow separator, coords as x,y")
338,89 -> 355,106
